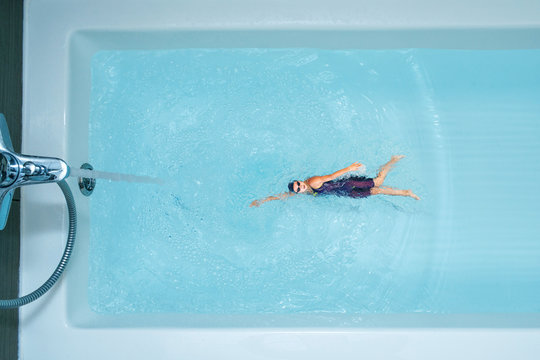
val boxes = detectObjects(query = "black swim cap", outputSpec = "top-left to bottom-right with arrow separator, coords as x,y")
288,181 -> 297,193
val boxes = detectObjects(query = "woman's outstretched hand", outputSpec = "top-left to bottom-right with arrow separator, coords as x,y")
250,200 -> 261,207
347,162 -> 363,172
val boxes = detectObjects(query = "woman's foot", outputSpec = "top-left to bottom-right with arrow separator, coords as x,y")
373,155 -> 405,187
407,190 -> 420,200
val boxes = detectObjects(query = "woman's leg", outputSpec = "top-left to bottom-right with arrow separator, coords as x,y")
370,186 -> 420,200
373,155 -> 405,187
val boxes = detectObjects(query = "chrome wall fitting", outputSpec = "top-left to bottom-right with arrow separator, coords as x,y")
78,163 -> 96,196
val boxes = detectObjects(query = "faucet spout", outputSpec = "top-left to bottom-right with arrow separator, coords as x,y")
12,153 -> 69,185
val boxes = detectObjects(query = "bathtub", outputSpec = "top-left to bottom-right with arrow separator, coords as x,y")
20,0 -> 540,359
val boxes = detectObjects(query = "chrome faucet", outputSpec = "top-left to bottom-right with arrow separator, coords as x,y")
0,113 -> 69,230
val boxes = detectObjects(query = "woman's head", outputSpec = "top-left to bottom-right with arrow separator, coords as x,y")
288,180 -> 309,194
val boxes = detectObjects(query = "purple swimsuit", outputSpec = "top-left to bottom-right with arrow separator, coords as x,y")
312,176 -> 375,198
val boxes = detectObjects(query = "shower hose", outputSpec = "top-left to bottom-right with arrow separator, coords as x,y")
0,180 -> 76,309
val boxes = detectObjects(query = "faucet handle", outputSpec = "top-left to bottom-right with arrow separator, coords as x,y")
0,113 -> 69,230
0,114 -> 15,230
1,113 -> 69,189
0,113 -> 14,152
0,189 -> 14,231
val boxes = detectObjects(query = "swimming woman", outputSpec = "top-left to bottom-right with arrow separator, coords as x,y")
250,155 -> 420,207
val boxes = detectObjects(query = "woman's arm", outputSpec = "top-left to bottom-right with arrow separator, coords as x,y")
250,192 -> 296,207
307,162 -> 363,188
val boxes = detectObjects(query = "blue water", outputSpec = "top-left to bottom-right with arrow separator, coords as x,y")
88,49 -> 540,314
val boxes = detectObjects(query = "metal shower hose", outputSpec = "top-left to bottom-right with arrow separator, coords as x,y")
0,180 -> 76,308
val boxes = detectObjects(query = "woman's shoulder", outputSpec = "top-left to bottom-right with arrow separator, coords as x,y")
306,176 -> 325,190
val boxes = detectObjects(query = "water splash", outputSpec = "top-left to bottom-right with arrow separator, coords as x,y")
69,167 -> 164,185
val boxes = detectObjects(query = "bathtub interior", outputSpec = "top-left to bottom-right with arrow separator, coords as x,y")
61,29 -> 540,328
